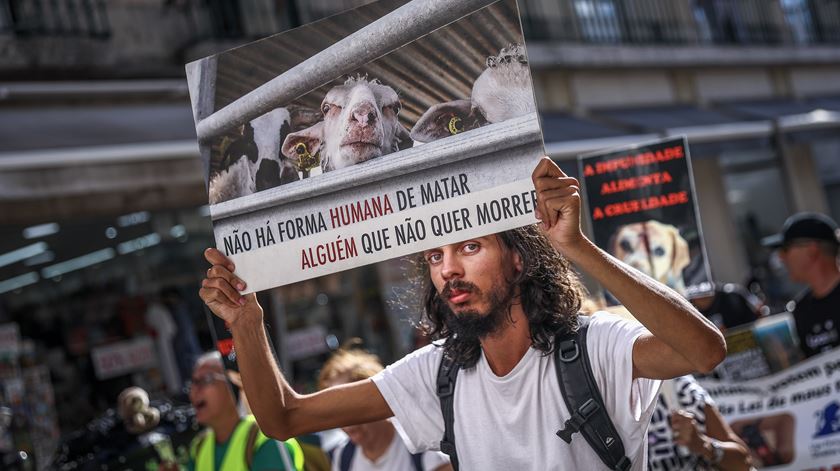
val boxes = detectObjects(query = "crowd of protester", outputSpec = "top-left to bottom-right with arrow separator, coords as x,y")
48,203 -> 839,470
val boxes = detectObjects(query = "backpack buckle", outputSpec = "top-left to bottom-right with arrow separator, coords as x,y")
437,361 -> 457,397
556,398 -> 599,443
615,456 -> 631,471
558,339 -> 580,362
440,440 -> 456,456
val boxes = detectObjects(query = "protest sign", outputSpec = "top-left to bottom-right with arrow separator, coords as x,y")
699,348 -> 840,470
90,337 -> 156,380
578,136 -> 710,295
186,0 -> 544,293
715,313 -> 806,381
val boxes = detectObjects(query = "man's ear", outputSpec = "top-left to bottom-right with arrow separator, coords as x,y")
410,100 -> 486,143
512,249 -> 524,274
281,121 -> 324,163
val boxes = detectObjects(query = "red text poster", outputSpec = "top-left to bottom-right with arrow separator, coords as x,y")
579,136 -> 710,295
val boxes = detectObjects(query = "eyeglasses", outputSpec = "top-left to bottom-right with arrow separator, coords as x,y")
185,373 -> 227,392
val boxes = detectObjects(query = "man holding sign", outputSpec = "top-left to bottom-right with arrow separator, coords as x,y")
199,158 -> 726,470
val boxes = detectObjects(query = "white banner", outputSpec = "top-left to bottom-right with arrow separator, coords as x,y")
91,336 -> 157,380
698,348 -> 840,470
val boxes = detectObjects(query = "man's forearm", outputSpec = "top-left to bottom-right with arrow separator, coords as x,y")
562,236 -> 725,373
230,310 -> 297,439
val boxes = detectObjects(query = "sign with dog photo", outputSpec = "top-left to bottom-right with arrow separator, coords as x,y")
186,0 -> 545,293
578,136 -> 711,296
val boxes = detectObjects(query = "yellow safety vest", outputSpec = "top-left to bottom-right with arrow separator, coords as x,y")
190,415 -> 304,470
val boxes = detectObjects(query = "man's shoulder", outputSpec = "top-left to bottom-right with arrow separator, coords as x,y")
792,288 -> 815,311
586,310 -> 643,333
794,282 -> 840,313
374,343 -> 443,385
404,342 -> 444,363
824,280 -> 840,303
583,312 -> 649,364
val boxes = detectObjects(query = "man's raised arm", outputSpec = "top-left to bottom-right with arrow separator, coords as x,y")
531,157 -> 726,379
199,248 -> 393,439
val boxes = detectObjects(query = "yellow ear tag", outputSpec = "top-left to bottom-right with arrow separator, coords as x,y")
293,142 -> 319,171
448,116 -> 464,135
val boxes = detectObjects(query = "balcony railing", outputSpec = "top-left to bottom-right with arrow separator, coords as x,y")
519,0 -> 840,45
2,0 -> 838,52
0,0 -> 110,38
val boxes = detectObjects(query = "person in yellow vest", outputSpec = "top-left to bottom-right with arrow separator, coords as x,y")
187,351 -> 304,471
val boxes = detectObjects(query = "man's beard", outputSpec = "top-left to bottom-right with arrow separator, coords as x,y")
440,278 -> 517,341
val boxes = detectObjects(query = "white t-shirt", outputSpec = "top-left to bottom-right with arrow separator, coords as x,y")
372,312 -> 661,471
330,431 -> 450,471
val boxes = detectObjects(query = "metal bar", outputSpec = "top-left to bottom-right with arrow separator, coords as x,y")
663,121 -> 773,143
0,141 -> 199,171
195,0 -> 497,142
777,110 -> 840,132
0,79 -> 189,100
210,112 -> 542,220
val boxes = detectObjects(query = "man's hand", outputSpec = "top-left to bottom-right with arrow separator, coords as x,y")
199,248 -> 262,326
671,410 -> 707,454
532,156 -> 585,253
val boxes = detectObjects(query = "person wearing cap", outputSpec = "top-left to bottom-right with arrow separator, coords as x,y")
762,212 -> 840,358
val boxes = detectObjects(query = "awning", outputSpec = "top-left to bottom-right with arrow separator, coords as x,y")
0,97 -> 204,224
584,104 -> 773,156
719,97 -> 840,139
540,112 -> 658,164
810,96 -> 840,112
0,102 -> 197,152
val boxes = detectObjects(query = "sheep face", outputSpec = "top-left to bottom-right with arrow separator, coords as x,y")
282,78 -> 412,172
410,44 -> 535,143
408,99 -> 488,143
471,44 -> 534,124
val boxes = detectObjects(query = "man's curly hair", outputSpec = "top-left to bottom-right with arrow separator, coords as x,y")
416,225 -> 585,368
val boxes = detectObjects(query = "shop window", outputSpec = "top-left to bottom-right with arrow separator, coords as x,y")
573,0 -> 622,43
780,0 -> 816,44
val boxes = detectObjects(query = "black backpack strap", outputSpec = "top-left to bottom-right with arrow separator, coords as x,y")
410,452 -> 424,471
436,353 -> 460,471
340,437 -> 423,471
554,315 -> 632,471
339,440 -> 356,471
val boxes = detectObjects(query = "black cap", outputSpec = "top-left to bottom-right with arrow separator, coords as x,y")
761,212 -> 840,249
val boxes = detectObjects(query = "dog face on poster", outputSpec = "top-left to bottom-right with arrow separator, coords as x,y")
609,219 -> 691,292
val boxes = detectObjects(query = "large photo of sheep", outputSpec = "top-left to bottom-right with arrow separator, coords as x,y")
187,0 -> 547,292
